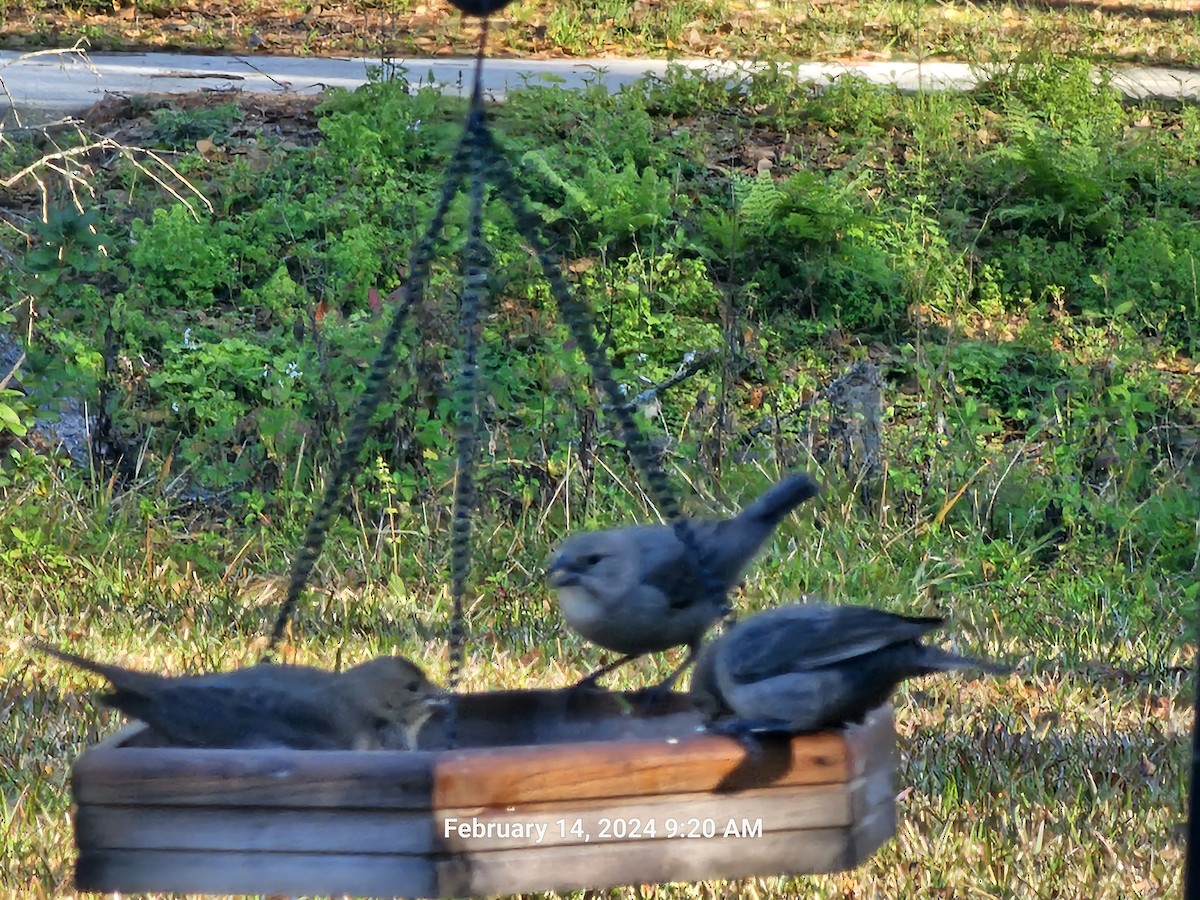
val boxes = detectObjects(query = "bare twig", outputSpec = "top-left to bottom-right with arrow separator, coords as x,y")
0,40 -> 97,132
606,350 -> 718,414
232,56 -> 293,92
0,351 -> 25,392
2,135 -> 213,220
0,41 -> 96,73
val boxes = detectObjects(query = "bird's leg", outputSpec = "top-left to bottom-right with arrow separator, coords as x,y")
635,645 -> 699,709
574,653 -> 639,691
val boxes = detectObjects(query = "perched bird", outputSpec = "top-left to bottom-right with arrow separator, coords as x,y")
690,602 -> 1008,737
31,642 -> 445,751
546,472 -> 821,688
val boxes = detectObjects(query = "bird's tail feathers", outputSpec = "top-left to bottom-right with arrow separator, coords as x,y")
27,639 -> 159,691
919,645 -> 1012,676
737,472 -> 821,525
27,640 -> 109,675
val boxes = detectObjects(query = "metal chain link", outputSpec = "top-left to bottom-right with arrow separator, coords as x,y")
442,83 -> 491,748
477,129 -> 729,617
266,101 -> 478,656
269,32 -> 730,715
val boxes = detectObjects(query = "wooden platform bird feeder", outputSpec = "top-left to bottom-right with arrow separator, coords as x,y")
71,691 -> 897,897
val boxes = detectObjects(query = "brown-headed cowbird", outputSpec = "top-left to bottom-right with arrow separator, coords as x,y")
546,472 -> 821,687
690,602 -> 1008,736
32,642 -> 445,750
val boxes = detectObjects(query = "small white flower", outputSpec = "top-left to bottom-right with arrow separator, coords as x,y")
171,402 -> 180,412
182,327 -> 198,350
262,364 -> 271,379
285,361 -> 302,380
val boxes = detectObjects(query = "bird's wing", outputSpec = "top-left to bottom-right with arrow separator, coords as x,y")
122,681 -> 344,749
725,605 -> 945,683
633,526 -> 705,609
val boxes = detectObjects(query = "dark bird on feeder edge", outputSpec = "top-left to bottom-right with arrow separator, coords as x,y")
546,471 -> 821,690
690,602 -> 1010,739
31,642 -> 446,751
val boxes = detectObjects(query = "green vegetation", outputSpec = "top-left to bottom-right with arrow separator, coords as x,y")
2,0 -> 1200,67
1,59 -> 1197,897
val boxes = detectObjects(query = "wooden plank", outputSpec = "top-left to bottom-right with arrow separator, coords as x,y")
434,688 -> 704,747
105,692 -> 892,757
74,849 -> 437,898
108,689 -> 705,750
437,782 -> 856,851
435,825 -> 863,896
434,731 -> 852,807
72,746 -> 434,809
74,809 -> 897,899
91,723 -> 150,749
75,805 -> 435,853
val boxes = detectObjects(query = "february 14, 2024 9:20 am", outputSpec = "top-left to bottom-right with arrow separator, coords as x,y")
442,815 -> 765,844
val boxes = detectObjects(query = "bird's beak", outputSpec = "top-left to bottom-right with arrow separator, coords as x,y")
545,558 -> 580,587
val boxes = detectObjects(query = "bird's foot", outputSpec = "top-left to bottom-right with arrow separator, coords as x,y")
705,718 -> 796,757
632,682 -> 678,711
633,650 -> 695,711
574,653 -> 638,691
571,673 -> 609,693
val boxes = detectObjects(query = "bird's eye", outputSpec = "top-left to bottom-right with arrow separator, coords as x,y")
584,553 -> 604,566
406,679 -> 420,691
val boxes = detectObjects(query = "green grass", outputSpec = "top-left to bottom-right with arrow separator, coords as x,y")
2,61 -> 1198,898
1,0 -> 1200,66
2,458 -> 1193,897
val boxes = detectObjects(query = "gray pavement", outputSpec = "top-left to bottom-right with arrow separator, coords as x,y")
2,47 -> 1199,124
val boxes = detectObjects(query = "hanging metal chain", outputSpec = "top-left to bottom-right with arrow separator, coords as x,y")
268,20 -> 729,700
476,129 -> 729,616
265,101 -> 478,656
475,133 -> 677,515
442,77 -> 491,748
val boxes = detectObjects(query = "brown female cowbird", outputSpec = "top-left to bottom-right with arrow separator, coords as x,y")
690,602 -> 1009,737
32,642 -> 445,750
546,472 -> 821,687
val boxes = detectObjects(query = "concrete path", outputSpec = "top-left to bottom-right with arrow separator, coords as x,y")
3,47 -> 1200,123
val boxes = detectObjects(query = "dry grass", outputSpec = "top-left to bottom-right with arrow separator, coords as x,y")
1,0 -> 1200,66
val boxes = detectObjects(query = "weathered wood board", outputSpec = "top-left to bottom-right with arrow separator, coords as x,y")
71,689 -> 897,898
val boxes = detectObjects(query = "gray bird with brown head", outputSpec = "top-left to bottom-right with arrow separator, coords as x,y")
547,472 -> 821,689
32,642 -> 446,750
